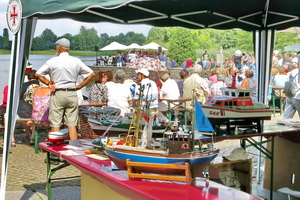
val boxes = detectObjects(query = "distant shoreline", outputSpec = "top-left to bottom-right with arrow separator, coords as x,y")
0,49 -> 120,56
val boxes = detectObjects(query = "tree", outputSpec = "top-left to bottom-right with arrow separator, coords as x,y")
40,29 -> 57,50
275,32 -> 300,52
218,30 -> 237,49
123,32 -> 146,45
167,28 -> 196,64
72,26 -> 102,51
100,33 -> 110,47
235,30 -> 253,51
3,28 -> 9,39
191,29 -> 218,50
146,27 -> 167,45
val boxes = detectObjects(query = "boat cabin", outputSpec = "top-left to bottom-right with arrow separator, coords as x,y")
205,88 -> 254,107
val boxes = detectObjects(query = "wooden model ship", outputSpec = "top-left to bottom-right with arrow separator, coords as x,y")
99,95 -> 219,176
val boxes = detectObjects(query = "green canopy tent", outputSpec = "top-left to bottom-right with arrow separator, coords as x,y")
2,0 -> 300,199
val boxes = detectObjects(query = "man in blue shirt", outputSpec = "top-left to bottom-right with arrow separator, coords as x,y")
171,59 -> 177,68
116,52 -> 123,67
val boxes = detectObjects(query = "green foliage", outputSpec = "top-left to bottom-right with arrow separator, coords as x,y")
167,28 -> 196,64
41,29 -> 57,50
235,30 -> 253,51
32,29 -> 57,50
0,36 -> 11,50
146,27 -> 167,45
3,28 -> 9,39
219,30 -> 237,49
73,26 -> 102,51
191,29 -> 218,49
275,32 -> 300,52
100,33 -> 110,47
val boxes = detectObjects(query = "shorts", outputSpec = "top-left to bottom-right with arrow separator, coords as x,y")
49,91 -> 78,127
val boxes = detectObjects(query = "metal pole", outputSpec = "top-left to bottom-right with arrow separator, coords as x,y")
270,136 -> 274,200
46,152 -> 52,200
257,136 -> 262,184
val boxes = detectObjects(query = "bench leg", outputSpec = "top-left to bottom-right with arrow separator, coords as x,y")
32,124 -> 40,154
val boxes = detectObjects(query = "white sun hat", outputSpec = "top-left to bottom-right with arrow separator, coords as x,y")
223,147 -> 248,161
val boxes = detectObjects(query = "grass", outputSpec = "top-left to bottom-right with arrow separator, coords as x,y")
0,50 -> 10,54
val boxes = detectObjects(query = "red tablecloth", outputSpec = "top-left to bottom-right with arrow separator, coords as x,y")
39,141 -> 263,200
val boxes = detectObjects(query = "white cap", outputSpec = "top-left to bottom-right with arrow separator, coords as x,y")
274,50 -> 280,56
223,147 -> 248,161
234,50 -> 242,57
55,38 -> 70,48
136,68 -> 149,77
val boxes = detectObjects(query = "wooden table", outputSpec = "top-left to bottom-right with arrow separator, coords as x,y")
39,140 -> 263,200
198,123 -> 300,200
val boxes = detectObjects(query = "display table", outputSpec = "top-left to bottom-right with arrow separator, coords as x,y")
39,140 -> 263,200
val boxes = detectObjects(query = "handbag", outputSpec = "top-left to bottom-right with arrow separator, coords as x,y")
284,69 -> 300,98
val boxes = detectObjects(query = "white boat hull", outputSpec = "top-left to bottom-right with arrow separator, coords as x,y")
202,106 -> 272,119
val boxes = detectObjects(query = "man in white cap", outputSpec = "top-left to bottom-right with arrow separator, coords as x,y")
134,68 -> 158,148
183,64 -> 210,109
35,38 -> 95,140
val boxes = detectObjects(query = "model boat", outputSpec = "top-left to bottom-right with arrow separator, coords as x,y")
202,88 -> 272,121
80,106 -> 166,136
100,98 -> 219,176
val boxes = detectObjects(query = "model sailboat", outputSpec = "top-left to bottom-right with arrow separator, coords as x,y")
100,98 -> 219,176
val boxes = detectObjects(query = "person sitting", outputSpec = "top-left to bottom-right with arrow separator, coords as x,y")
177,69 -> 189,97
88,71 -> 108,103
17,70 -> 39,143
240,68 -> 257,102
107,70 -> 132,117
158,71 -> 180,123
210,74 -> 227,96
31,77 -> 52,145
273,66 -> 288,88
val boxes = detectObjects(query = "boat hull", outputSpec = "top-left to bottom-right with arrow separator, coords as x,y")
202,106 -> 272,120
103,145 -> 218,176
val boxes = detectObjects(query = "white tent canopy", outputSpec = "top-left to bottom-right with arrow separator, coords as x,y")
100,41 -> 128,51
284,43 -> 300,51
124,43 -> 143,50
142,42 -> 168,51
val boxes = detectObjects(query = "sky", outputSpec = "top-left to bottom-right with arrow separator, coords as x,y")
0,0 -> 152,40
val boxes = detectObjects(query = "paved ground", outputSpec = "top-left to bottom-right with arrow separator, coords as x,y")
0,112 -> 295,200
0,130 -> 81,200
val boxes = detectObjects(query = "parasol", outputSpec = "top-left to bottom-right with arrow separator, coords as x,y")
284,43 -> 300,51
100,41 -> 128,51
127,57 -> 168,71
142,42 -> 168,51
124,43 -> 143,50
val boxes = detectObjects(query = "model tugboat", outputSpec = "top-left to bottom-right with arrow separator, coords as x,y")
202,88 -> 272,134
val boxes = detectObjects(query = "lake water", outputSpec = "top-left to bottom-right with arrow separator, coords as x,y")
0,54 -> 98,101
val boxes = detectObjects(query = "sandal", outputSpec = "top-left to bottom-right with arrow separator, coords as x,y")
11,142 -> 16,147
30,139 -> 34,145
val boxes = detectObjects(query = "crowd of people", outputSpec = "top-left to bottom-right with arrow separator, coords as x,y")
270,50 -> 300,119
97,50 -> 177,68
2,36 -> 300,148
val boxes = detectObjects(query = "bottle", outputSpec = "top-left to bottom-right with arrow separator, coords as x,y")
234,126 -> 238,135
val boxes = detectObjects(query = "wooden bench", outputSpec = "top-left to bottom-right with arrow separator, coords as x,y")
126,159 -> 192,184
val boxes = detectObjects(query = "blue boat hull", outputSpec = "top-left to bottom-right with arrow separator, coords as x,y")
103,146 -> 218,175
